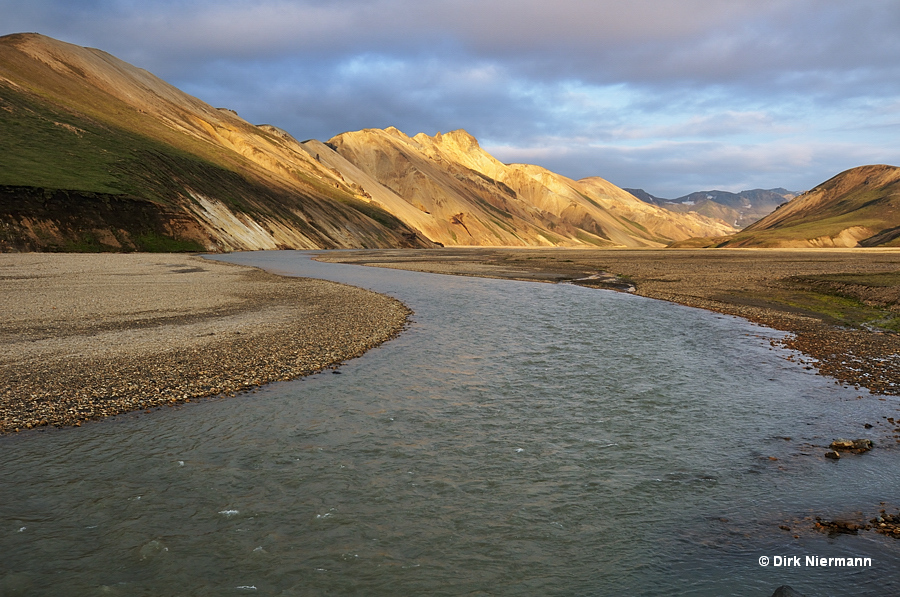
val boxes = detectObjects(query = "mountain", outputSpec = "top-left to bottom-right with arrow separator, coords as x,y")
0,33 -> 431,252
625,187 -> 797,228
308,128 -> 735,247
624,188 -> 664,204
0,33 -> 736,251
715,165 -> 900,248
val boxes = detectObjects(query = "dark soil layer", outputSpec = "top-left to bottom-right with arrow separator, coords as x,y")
0,185 -> 208,252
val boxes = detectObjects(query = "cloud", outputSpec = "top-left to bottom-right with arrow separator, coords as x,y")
3,0 -> 900,196
488,137 -> 900,198
11,1 -> 900,83
50,2 -> 900,86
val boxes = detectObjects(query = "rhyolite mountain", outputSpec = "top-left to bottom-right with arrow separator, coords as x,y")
712,165 -> 900,248
307,128 -> 735,247
0,33 -> 735,252
625,187 -> 797,229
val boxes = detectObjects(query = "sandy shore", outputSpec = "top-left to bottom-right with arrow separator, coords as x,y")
317,247 -> 900,396
0,253 -> 410,434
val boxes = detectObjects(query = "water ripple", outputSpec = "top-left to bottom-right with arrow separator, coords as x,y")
1,251 -> 898,596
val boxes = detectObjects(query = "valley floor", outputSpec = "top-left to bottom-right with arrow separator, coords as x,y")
6,248 -> 899,435
0,253 -> 409,434
318,247 -> 900,398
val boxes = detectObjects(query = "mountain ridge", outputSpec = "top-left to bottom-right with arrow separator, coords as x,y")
318,127 -> 735,247
12,33 -> 897,253
625,187 -> 797,228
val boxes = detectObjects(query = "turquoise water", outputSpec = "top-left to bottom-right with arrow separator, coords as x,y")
1,251 -> 898,596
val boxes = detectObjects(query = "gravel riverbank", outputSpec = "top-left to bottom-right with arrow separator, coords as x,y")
317,247 -> 900,397
0,253 -> 410,434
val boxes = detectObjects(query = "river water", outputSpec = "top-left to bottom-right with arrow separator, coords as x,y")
2,251 -> 899,596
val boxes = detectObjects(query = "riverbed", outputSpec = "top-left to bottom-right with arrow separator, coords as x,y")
2,251 -> 898,596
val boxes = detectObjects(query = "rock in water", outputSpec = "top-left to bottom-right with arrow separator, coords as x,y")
851,438 -> 873,451
0,572 -> 33,596
829,438 -> 873,453
771,586 -> 806,597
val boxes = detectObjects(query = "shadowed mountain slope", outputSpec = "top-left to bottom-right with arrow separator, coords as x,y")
716,165 -> 900,248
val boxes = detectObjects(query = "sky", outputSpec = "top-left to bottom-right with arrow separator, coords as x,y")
2,0 -> 900,197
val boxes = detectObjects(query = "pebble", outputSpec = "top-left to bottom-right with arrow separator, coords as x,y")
808,509 -> 900,539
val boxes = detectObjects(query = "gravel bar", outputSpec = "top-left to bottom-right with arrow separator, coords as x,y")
0,253 -> 410,434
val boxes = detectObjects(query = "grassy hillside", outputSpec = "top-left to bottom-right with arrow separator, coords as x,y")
719,165 -> 900,247
670,165 -> 900,248
0,186 -> 207,252
1,82 -> 253,206
0,33 -> 432,252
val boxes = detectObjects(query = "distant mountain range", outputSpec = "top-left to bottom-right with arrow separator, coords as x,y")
0,33 -> 734,252
624,188 -> 798,229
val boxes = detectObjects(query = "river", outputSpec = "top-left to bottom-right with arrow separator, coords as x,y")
1,251 -> 898,596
